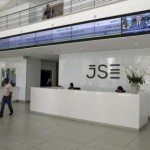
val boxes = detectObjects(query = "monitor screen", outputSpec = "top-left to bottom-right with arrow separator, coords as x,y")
0,11 -> 150,51
122,13 -> 150,34
95,18 -> 121,37
35,30 -> 52,44
52,27 -> 71,42
72,22 -> 94,39
21,33 -> 35,46
9,36 -> 20,48
0,38 -> 9,49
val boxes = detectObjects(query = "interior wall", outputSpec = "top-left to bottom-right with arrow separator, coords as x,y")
0,57 -> 27,101
26,59 -> 41,101
59,49 -> 150,91
59,49 -> 150,116
0,0 -> 52,12
41,60 -> 57,86
0,3 -> 30,17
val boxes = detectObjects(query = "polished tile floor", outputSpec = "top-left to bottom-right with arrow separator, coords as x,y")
0,102 -> 150,150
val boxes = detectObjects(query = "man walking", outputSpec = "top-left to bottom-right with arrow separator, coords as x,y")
0,78 -> 14,118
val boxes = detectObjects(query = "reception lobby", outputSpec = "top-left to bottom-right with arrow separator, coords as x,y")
0,0 -> 150,150
1,36 -> 150,150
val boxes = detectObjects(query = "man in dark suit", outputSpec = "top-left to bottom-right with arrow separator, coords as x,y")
132,15 -> 146,30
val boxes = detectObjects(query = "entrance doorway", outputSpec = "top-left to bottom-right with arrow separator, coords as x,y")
40,70 -> 52,87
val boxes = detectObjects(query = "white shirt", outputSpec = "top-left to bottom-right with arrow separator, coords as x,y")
137,21 -> 141,27
3,83 -> 12,96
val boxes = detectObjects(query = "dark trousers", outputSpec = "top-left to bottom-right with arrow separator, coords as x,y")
0,96 -> 13,117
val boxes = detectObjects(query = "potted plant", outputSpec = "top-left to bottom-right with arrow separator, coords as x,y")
125,66 -> 145,94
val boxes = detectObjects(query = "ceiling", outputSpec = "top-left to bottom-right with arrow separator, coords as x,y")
0,34 -> 150,61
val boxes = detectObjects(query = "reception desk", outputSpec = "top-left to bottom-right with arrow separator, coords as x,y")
30,88 -> 148,130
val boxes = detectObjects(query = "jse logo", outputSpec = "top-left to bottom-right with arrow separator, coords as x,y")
86,64 -> 120,79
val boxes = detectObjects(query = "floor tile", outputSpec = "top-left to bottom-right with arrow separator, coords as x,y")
79,140 -> 124,150
0,103 -> 150,150
0,145 -> 9,150
36,142 -> 71,150
0,140 -> 32,150
12,135 -> 44,147
125,143 -> 150,150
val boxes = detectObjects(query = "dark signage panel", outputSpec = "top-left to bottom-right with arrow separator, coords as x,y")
95,18 -> 121,37
72,22 -> 94,39
9,36 -> 20,48
122,12 -> 150,34
52,27 -> 71,42
35,30 -> 52,44
21,33 -> 35,46
0,38 -> 9,49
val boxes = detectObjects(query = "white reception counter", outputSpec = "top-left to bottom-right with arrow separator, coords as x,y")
30,88 -> 148,130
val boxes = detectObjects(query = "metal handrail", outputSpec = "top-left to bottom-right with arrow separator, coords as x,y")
0,0 -> 124,32
0,0 -> 62,18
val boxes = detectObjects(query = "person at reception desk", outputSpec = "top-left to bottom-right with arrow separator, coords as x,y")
68,83 -> 74,90
68,83 -> 81,90
0,78 -> 14,118
115,86 -> 126,93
